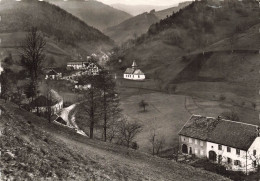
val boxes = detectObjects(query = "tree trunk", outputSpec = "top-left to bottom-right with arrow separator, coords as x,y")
104,114 -> 107,142
90,120 -> 94,139
103,93 -> 107,142
89,89 -> 94,139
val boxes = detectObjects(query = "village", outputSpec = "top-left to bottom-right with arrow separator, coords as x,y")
4,49 -> 259,177
0,0 -> 260,180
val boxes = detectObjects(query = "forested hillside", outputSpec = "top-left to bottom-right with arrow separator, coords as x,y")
0,0 -> 113,65
109,0 -> 259,101
104,2 -> 191,44
48,0 -> 132,31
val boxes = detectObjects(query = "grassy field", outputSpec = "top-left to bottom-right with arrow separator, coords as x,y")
119,86 -> 260,154
119,88 -> 190,152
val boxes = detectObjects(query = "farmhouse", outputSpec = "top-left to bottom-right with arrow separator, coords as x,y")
75,82 -> 91,90
179,115 -> 260,173
67,61 -> 88,70
124,61 -> 145,80
31,89 -> 63,115
44,68 -> 62,80
83,62 -> 100,76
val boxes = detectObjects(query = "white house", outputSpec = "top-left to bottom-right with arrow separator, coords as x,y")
179,115 -> 260,173
67,61 -> 88,70
44,68 -> 62,80
31,89 -> 63,115
124,61 -> 145,80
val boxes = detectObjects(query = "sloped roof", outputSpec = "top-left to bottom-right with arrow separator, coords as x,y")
124,68 -> 135,74
133,69 -> 144,75
47,70 -> 57,76
179,115 -> 259,150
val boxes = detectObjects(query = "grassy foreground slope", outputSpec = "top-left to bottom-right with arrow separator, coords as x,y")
0,100 -> 230,181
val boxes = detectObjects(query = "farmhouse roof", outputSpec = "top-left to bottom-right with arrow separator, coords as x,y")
47,70 -> 57,76
67,61 -> 87,65
179,115 -> 259,150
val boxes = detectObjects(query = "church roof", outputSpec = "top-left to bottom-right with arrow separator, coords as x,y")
179,115 -> 259,150
133,69 -> 144,75
124,68 -> 135,74
132,60 -> 137,67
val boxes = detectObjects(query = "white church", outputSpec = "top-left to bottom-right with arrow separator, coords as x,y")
124,60 -> 145,80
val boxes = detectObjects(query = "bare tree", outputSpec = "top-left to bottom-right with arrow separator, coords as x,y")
118,117 -> 142,148
79,75 -> 102,139
20,27 -> 46,114
45,82 -> 53,123
139,100 -> 149,112
154,136 -> 165,156
20,27 -> 45,82
149,129 -> 157,156
97,70 -> 121,142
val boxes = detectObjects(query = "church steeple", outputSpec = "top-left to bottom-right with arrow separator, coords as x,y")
132,60 -> 137,69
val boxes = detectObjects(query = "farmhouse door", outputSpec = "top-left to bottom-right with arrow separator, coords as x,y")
209,151 -> 217,162
182,144 -> 188,154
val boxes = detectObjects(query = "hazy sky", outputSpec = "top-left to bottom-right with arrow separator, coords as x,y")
99,0 -> 187,6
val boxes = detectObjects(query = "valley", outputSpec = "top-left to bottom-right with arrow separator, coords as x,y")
1,0 -> 260,180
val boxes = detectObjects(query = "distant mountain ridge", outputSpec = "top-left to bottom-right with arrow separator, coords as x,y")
104,2 -> 192,44
111,3 -> 174,16
105,11 -> 159,44
47,0 -> 132,31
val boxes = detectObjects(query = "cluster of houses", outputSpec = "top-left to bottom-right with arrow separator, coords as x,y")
43,60 -> 101,91
179,115 -> 260,173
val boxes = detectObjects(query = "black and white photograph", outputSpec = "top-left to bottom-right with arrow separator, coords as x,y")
0,0 -> 259,180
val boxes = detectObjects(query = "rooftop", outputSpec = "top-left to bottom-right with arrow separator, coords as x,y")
179,115 -> 259,150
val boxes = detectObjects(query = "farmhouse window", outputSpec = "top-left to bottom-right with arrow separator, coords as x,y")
200,150 -> 204,155
227,147 -> 231,152
253,160 -> 257,167
195,139 -> 198,145
227,157 -> 232,164
200,141 -> 203,146
234,160 -> 241,166
189,138 -> 192,143
236,149 -> 240,155
182,136 -> 186,141
253,150 -> 256,156
218,145 -> 222,150
195,148 -> 198,154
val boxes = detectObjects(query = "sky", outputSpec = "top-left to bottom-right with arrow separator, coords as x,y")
98,0 -> 187,6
